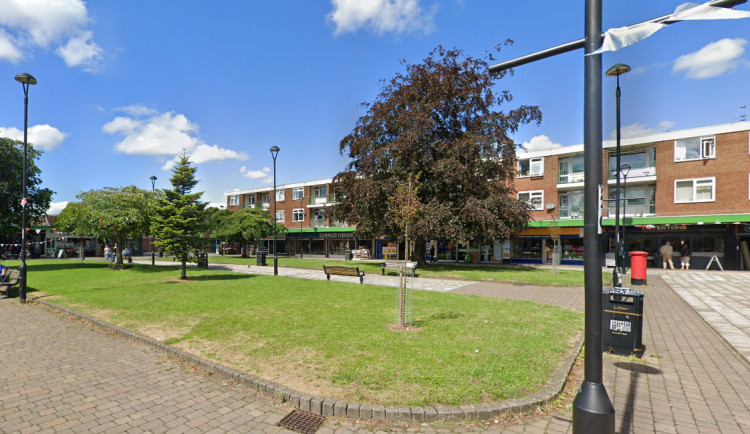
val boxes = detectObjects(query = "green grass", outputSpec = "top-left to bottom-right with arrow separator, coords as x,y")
205,255 -> 592,285
21,260 -> 583,406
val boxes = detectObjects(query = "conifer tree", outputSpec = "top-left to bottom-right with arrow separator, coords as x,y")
152,154 -> 207,279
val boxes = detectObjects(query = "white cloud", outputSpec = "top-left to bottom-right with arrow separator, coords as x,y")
47,201 -> 69,216
327,0 -> 436,36
673,38 -> 747,79
240,166 -> 271,179
0,0 -> 101,70
55,30 -> 102,70
104,108 -> 249,171
613,121 -> 675,139
520,135 -> 562,152
0,124 -> 68,151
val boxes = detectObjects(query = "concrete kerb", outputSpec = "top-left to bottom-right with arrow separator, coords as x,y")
32,298 -> 583,424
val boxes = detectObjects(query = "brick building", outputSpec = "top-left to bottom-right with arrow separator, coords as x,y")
514,121 -> 750,270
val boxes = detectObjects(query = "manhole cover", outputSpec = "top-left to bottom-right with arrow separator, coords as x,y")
277,409 -> 326,434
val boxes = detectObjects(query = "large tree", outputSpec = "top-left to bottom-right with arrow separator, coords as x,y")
332,46 -> 542,263
211,207 -> 282,257
0,138 -> 54,235
54,186 -> 153,268
152,154 -> 207,279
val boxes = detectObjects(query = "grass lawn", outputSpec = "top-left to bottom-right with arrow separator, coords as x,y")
204,255 -> 593,285
20,260 -> 583,407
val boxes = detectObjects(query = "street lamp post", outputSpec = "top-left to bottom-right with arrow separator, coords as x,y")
620,163 -> 631,272
150,175 -> 157,266
15,72 -> 37,304
270,146 -> 280,276
299,197 -> 305,259
605,63 -> 630,288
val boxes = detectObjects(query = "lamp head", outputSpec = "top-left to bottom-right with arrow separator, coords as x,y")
15,73 -> 37,85
270,146 -> 280,160
150,175 -> 157,181
605,64 -> 631,77
620,163 -> 631,177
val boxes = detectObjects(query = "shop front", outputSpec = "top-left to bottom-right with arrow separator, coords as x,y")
604,215 -> 750,270
510,226 -> 585,265
285,227 -> 357,258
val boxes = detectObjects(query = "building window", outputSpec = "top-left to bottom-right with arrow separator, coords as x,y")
313,186 -> 327,198
275,210 -> 285,223
558,190 -> 584,219
292,187 -> 304,200
229,195 -> 238,206
608,148 -> 655,176
262,193 -> 270,207
675,177 -> 715,203
518,157 -> 544,177
275,189 -> 285,201
518,190 -> 544,210
293,208 -> 305,222
675,136 -> 715,161
558,156 -> 584,183
247,196 -> 255,207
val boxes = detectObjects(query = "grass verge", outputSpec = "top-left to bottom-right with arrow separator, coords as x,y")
22,260 -> 583,407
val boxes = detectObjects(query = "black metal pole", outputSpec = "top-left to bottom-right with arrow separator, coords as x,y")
572,0 -> 616,432
151,175 -> 157,266
613,74 -> 622,287
19,84 -> 29,303
271,147 -> 279,276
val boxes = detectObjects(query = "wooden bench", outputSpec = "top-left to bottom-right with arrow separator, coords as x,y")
323,265 -> 365,284
381,260 -> 417,277
1,269 -> 20,298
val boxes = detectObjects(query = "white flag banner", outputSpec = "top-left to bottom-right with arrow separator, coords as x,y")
589,1 -> 750,55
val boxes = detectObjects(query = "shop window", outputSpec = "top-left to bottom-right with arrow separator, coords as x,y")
674,177 -> 715,203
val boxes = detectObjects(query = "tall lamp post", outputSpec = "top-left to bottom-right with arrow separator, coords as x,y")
299,197 -> 305,259
15,72 -> 37,304
620,163 -> 631,271
150,175 -> 157,266
605,63 -> 630,288
270,146 -> 280,276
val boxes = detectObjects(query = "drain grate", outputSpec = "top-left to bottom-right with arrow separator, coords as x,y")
277,409 -> 326,434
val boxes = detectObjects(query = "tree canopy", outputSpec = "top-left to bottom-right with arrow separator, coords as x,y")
332,46 -> 542,260
211,207 -> 282,257
0,137 -> 54,235
151,154 -> 207,279
54,186 -> 153,268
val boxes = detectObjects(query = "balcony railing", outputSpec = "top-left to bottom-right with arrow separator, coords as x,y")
608,199 -> 656,217
307,193 -> 337,206
558,206 -> 584,219
558,169 -> 585,184
607,164 -> 656,179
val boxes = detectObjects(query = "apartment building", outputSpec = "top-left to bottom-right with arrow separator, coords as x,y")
225,179 -> 357,257
515,121 -> 750,270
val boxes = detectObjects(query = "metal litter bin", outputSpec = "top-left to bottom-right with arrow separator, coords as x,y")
602,287 -> 644,355
197,253 -> 208,269
256,252 -> 267,266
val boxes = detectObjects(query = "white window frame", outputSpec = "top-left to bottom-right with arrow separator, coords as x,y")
261,193 -> 269,204
292,187 -> 304,201
275,210 -> 285,223
247,196 -> 255,206
229,195 -> 238,206
675,136 -> 716,162
674,177 -> 715,203
275,189 -> 285,201
518,157 -> 544,178
518,190 -> 544,211
292,208 -> 305,222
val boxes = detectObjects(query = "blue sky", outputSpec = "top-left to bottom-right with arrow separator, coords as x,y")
1,0 -> 748,213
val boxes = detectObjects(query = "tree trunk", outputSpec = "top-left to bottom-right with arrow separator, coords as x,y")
181,258 -> 187,279
414,237 -> 427,266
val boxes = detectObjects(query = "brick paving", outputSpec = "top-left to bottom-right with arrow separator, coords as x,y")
2,260 -> 749,433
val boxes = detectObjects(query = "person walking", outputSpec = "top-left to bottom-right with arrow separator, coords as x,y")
660,240 -> 674,270
104,245 -> 111,262
680,241 -> 692,270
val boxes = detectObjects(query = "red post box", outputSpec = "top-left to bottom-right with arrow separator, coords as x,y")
629,251 -> 648,285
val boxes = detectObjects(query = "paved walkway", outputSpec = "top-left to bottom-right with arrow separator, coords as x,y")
2,260 -> 749,433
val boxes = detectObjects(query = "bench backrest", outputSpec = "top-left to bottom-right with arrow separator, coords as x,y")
324,265 -> 361,275
2,269 -> 20,284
